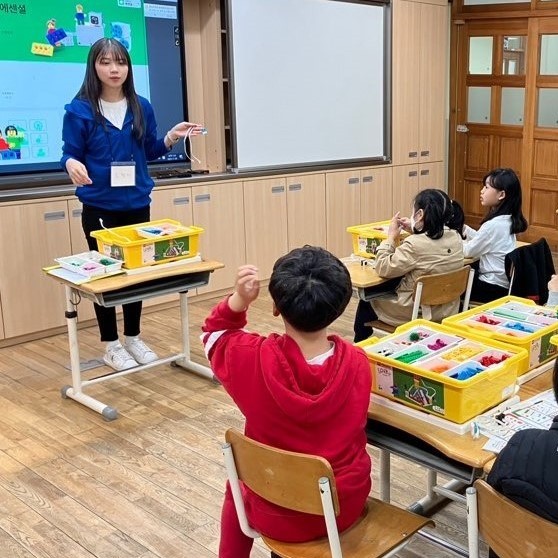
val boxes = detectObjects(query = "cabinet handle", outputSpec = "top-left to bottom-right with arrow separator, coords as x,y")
420,169 -> 430,176
288,183 -> 302,191
409,171 -> 418,177
194,194 -> 211,203
271,185 -> 285,194
173,196 -> 190,205
44,211 -> 65,221
362,175 -> 374,183
72,208 -> 82,218
421,150 -> 430,157
348,177 -> 360,185
409,151 -> 418,158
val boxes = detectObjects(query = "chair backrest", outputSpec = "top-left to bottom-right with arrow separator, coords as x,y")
224,428 -> 340,516
411,266 -> 475,321
475,479 -> 558,558
505,238 -> 555,304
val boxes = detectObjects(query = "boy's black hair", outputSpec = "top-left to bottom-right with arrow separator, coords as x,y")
413,189 -> 465,240
268,246 -> 352,333
75,38 -> 145,141
481,168 -> 528,235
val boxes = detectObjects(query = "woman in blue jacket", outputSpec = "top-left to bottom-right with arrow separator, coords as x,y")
61,38 -> 204,371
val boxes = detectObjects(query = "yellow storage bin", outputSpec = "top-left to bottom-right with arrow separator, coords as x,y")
358,319 -> 528,424
346,220 -> 407,259
91,219 -> 204,269
442,296 -> 558,374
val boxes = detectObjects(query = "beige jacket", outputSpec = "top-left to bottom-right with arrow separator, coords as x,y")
371,228 -> 464,326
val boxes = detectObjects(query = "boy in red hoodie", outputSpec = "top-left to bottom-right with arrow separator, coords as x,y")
201,246 -> 372,558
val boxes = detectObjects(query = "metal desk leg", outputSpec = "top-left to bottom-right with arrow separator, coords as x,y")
173,292 -> 215,380
466,487 -> 480,558
379,449 -> 391,502
60,285 -> 118,420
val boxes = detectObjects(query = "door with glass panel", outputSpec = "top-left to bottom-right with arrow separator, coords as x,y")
452,20 -> 528,229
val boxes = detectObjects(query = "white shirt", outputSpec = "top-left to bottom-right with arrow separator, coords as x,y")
463,215 -> 516,289
306,343 -> 335,365
99,98 -> 128,130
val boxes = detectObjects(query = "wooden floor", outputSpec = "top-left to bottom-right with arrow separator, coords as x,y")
0,291 -> 488,557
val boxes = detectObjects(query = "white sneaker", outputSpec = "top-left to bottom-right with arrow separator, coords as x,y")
124,337 -> 158,365
103,343 -> 138,371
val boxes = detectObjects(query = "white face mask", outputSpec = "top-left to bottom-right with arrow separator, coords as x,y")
410,213 -> 417,231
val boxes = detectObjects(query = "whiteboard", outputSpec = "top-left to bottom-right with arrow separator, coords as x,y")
227,0 -> 389,171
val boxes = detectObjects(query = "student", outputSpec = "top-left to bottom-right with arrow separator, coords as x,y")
463,168 -> 528,303
354,189 -> 465,342
61,38 -> 204,371
201,246 -> 372,558
486,275 -> 558,557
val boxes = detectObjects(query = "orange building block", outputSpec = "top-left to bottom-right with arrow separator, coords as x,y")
31,43 -> 54,57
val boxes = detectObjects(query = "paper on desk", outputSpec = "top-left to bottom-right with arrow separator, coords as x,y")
45,266 -> 125,285
482,437 -> 508,454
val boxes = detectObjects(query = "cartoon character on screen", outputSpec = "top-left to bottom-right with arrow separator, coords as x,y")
5,125 -> 24,159
406,376 -> 435,407
75,4 -> 85,25
45,19 -> 66,47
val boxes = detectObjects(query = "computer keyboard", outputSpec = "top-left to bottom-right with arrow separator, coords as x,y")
150,168 -> 193,180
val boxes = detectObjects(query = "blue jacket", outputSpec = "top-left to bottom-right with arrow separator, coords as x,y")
61,96 -> 169,211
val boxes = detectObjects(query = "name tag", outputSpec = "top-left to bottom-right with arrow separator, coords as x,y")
111,161 -> 136,187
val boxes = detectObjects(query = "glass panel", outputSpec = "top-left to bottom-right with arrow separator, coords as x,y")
501,88 -> 525,125
537,89 -> 558,128
469,37 -> 493,74
503,36 -> 526,75
468,87 -> 491,124
540,35 -> 558,76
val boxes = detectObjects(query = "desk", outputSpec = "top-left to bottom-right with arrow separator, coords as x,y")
366,368 -> 552,556
347,240 -> 530,302
47,259 -> 224,420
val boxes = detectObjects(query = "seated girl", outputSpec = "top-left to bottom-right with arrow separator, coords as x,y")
463,168 -> 528,303
354,189 -> 465,342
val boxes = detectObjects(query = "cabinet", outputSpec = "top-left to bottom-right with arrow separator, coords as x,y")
326,167 -> 393,257
0,201 -> 71,338
392,162 -> 446,215
192,181 -> 246,293
286,174 -> 326,250
244,178 -> 288,280
392,0 -> 448,166
0,295 -> 4,339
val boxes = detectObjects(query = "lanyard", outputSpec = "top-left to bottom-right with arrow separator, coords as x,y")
104,122 -> 135,163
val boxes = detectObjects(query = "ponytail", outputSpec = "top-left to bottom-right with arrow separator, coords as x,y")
446,199 -> 466,239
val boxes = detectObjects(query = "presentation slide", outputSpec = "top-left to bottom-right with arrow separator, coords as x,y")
0,0 -> 185,175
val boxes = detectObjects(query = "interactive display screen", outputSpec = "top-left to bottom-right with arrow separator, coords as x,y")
0,0 -> 187,177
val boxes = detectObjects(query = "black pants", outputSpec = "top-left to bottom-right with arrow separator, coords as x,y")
82,204 -> 150,342
470,274 -> 509,304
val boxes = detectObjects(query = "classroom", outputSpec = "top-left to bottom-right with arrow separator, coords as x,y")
1,0 -> 558,556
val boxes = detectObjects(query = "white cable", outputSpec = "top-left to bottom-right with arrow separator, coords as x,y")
183,127 -> 201,164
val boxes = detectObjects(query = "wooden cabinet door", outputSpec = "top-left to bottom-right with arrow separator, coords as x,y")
392,0 -> 421,166
150,186 -> 193,225
286,174 -> 326,250
392,165 -> 420,216
0,294 -> 4,339
419,2 -> 448,164
193,181 -> 246,293
0,201 -> 71,338
244,178 -> 288,280
360,167 -> 394,223
325,170 -> 361,257
418,162 -> 445,190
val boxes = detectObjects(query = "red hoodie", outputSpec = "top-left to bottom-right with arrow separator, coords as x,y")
202,298 -> 372,541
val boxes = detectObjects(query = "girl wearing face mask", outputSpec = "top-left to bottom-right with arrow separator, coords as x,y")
354,189 -> 465,342
462,168 -> 528,303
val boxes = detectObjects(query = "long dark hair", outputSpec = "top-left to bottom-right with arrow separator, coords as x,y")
481,168 -> 528,235
75,38 -> 144,141
413,189 -> 465,240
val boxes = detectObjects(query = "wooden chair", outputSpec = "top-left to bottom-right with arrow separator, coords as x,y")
466,479 -> 558,558
222,428 -> 433,558
369,265 -> 475,336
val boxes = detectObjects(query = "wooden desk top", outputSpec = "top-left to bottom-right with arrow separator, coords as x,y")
48,260 -> 224,295
348,240 -> 530,290
367,369 -> 552,470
